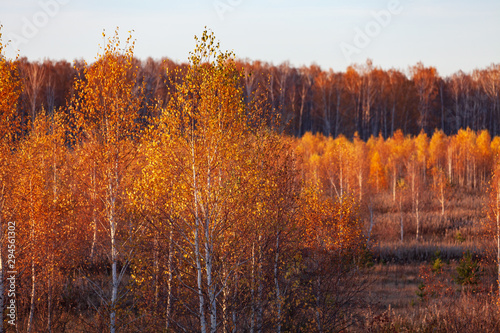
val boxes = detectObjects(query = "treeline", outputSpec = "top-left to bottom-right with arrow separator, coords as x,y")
296,128 -> 500,242
298,126 -> 500,196
13,54 -> 500,140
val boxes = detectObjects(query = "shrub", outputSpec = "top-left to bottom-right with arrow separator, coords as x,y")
455,250 -> 481,286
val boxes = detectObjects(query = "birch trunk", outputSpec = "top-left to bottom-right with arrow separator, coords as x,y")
192,152 -> 207,333
109,183 -> 118,333
274,232 -> 282,333
440,185 -> 445,219
393,168 -> 397,202
47,254 -> 53,333
206,234 -> 216,333
415,193 -> 420,241
153,231 -> 159,310
257,239 -> 263,333
205,157 -> 216,333
165,227 -> 173,331
222,263 -> 228,333
27,260 -> 36,333
250,243 -> 255,333
90,163 -> 98,260
367,202 -> 374,244
27,179 -> 36,333
400,196 -> 404,243
108,150 -> 121,333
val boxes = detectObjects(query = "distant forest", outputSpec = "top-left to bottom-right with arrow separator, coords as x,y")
15,57 -> 500,139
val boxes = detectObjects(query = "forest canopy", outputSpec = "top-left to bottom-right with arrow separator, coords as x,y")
6,30 -> 500,140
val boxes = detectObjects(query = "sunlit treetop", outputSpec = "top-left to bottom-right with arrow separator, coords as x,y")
163,28 -> 248,144
0,25 -> 22,143
71,28 -> 142,144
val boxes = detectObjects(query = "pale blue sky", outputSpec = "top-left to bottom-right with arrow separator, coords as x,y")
1,0 -> 498,76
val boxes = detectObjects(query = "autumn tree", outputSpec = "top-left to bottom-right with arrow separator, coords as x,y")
18,59 -> 46,125
480,64 -> 500,135
298,179 -> 366,331
69,29 -> 142,333
387,129 -> 407,203
344,66 -> 363,138
367,135 -> 388,192
358,60 -> 377,138
428,129 -> 448,176
296,66 -> 314,136
410,62 -> 439,133
448,70 -> 471,133
431,166 -> 448,220
321,135 -> 355,202
248,134 -> 300,333
450,128 -> 477,188
404,137 -> 423,241
128,120 -> 187,330
387,69 -> 412,136
476,129 -> 493,188
14,112 -> 74,332
154,29 -> 257,332
352,133 -> 369,204
0,27 -> 22,333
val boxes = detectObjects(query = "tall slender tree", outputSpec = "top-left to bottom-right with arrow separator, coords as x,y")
159,29 -> 252,332
70,29 -> 142,333
0,26 -> 22,333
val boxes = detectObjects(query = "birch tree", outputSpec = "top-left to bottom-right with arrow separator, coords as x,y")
159,29 -> 251,333
0,27 -> 21,333
70,29 -> 142,333
15,113 -> 70,332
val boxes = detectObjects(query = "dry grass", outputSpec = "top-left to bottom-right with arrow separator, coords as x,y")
352,260 -> 500,332
366,188 -> 488,257
372,240 -> 483,263
360,292 -> 500,332
364,263 -> 423,311
353,188 -> 500,332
